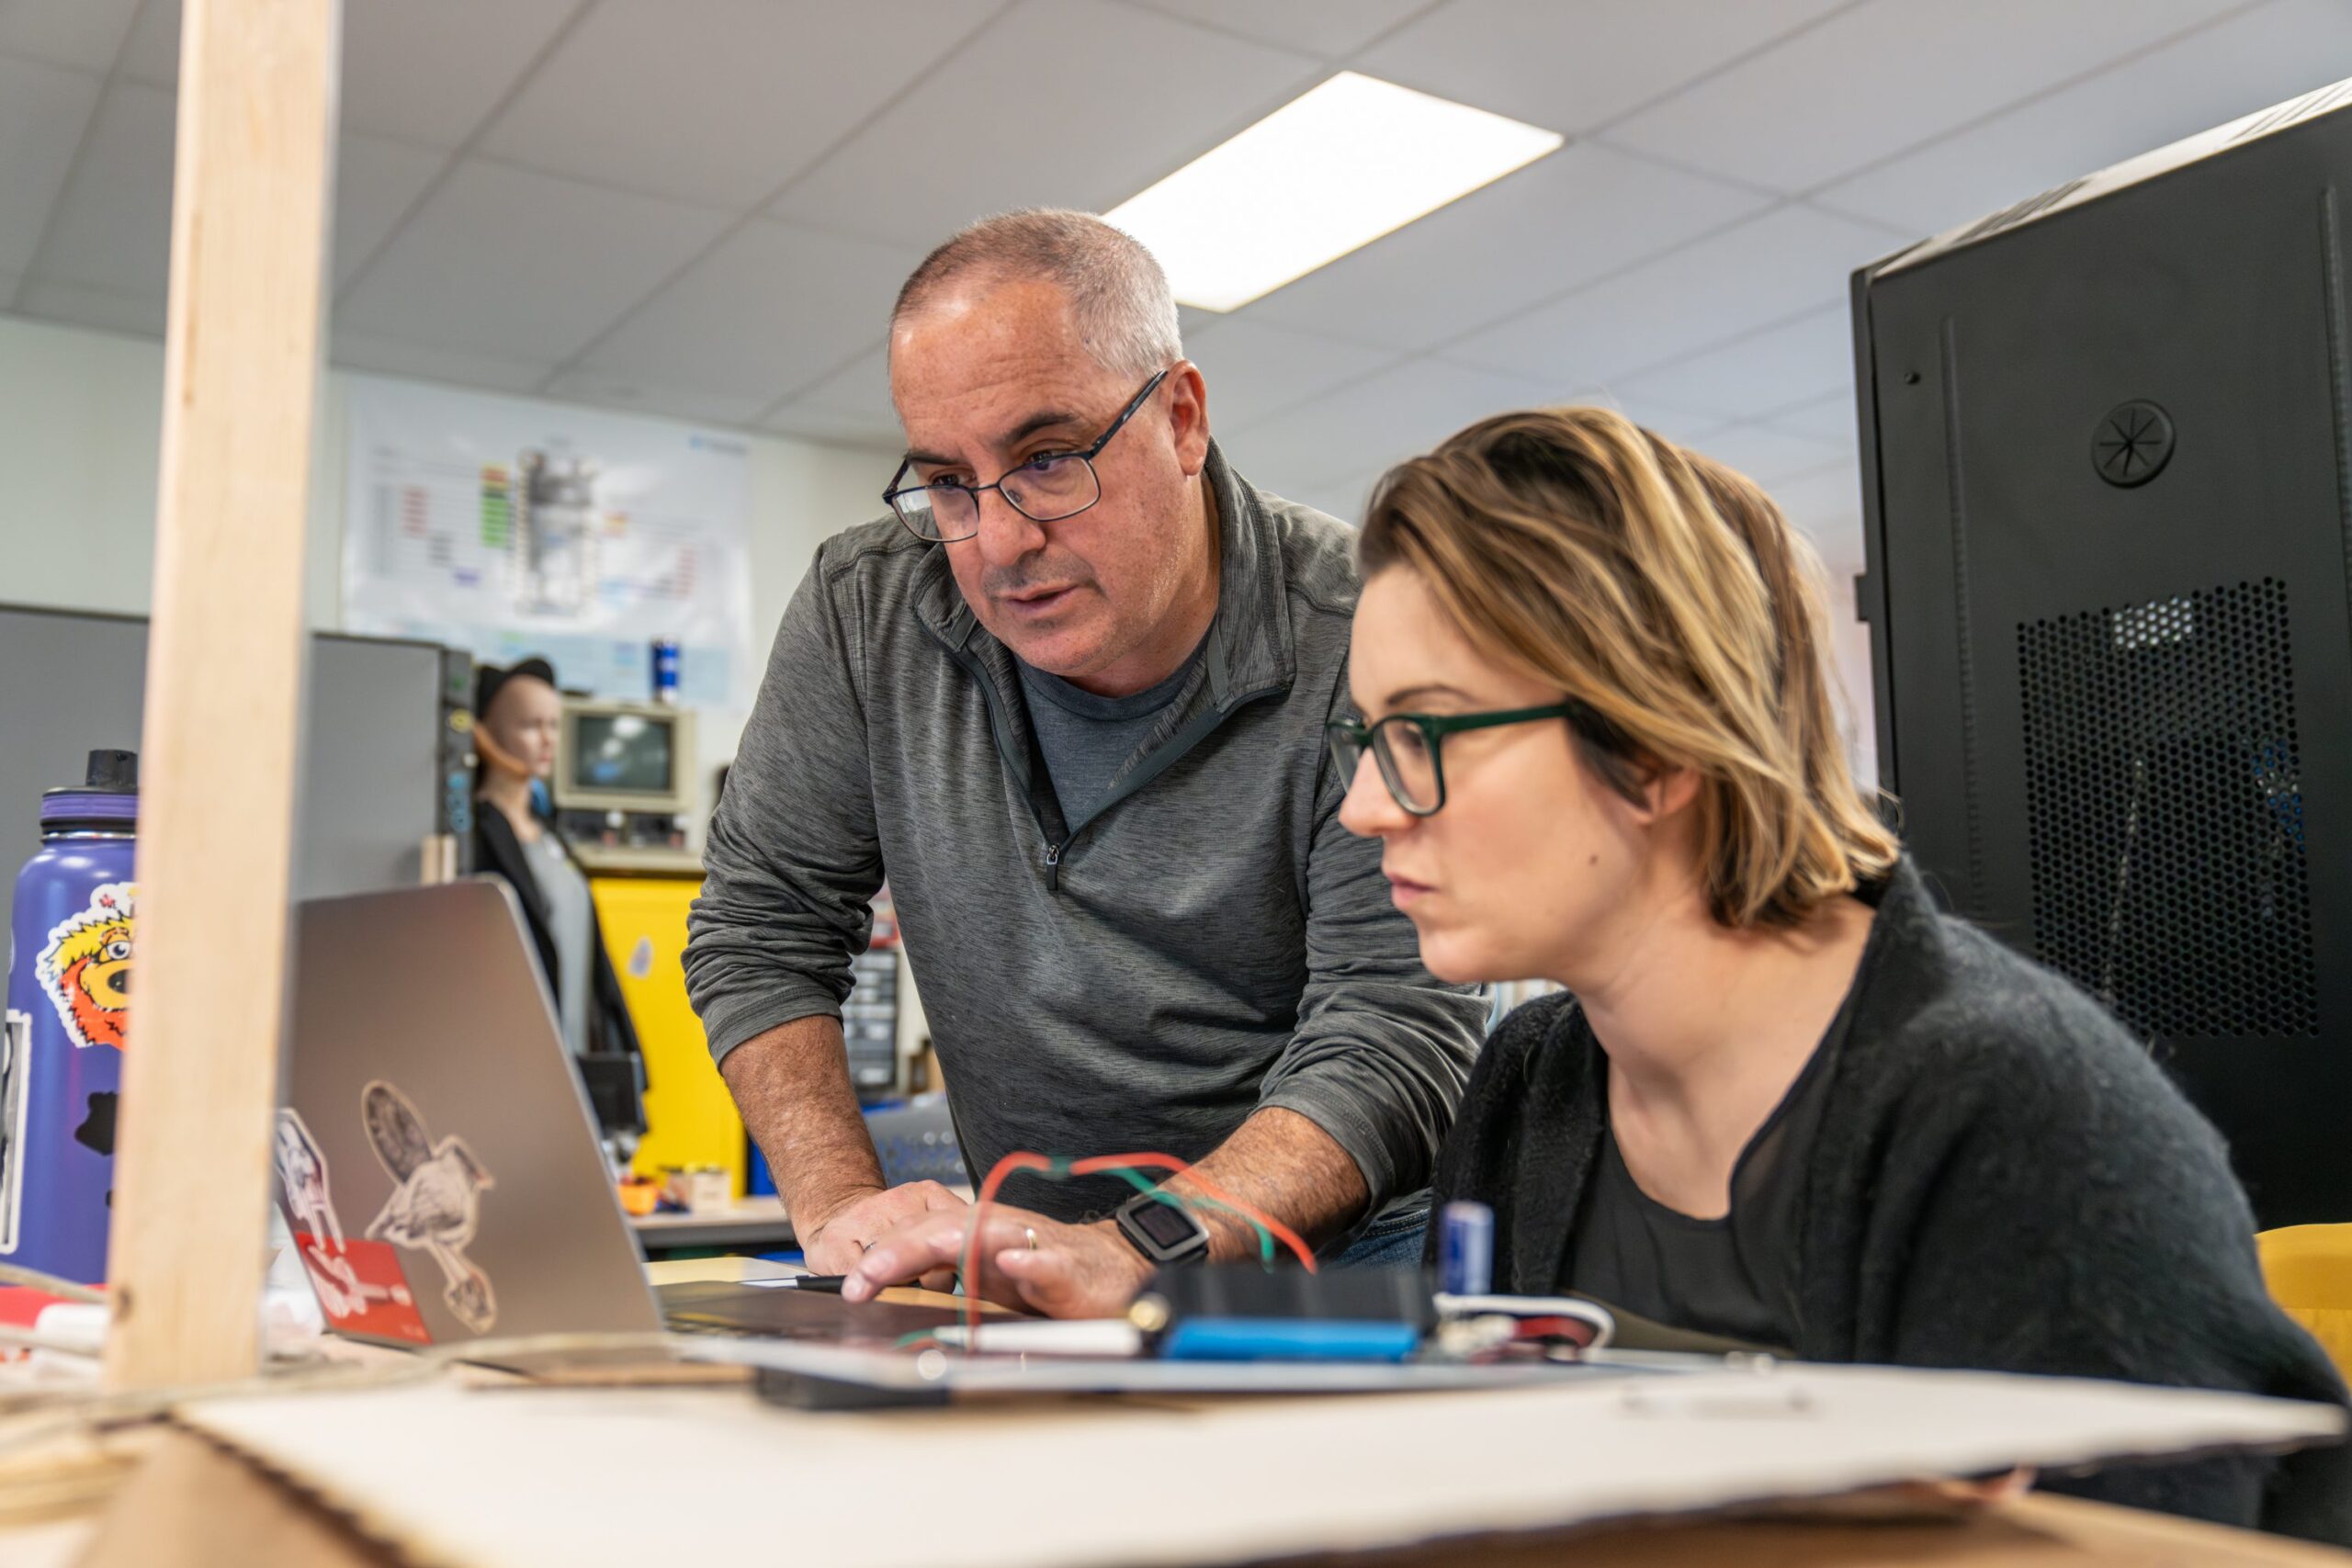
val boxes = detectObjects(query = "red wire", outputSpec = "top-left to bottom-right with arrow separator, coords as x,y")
956,1148 -> 1317,1342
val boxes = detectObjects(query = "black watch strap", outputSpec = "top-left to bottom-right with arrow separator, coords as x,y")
1113,1190 -> 1212,1266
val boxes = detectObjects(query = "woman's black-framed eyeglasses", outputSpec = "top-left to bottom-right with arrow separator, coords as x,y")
1325,705 -> 1578,818
882,367 -> 1171,544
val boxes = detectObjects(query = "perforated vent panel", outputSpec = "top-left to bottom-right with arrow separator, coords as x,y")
2017,580 -> 2316,1039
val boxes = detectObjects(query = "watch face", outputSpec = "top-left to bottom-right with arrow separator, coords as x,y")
1128,1197 -> 1202,1250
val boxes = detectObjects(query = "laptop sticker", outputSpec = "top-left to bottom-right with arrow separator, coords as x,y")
34,882 -> 133,1051
359,1080 -> 499,1334
275,1108 -> 430,1344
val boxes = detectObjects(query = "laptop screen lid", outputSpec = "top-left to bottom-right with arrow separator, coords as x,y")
277,877 -> 661,1348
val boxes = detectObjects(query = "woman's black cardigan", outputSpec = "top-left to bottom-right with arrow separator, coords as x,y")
1428,857 -> 2351,1542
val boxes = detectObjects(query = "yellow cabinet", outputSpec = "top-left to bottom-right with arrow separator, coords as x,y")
590,874 -> 745,1197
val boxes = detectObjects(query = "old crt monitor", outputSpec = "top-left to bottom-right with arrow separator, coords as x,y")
553,698 -> 695,818
1853,78 -> 2352,1226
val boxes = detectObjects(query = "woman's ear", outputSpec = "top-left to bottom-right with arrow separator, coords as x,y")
1630,765 -> 1702,824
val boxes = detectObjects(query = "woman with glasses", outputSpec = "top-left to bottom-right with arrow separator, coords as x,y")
1330,406 -> 2347,1540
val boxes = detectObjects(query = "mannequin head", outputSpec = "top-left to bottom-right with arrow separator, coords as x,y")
476,658 -> 561,781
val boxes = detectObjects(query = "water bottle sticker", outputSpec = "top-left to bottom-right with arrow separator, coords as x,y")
0,1011 -> 28,1254
360,1080 -> 499,1335
33,882 -> 135,1053
276,1108 -> 432,1345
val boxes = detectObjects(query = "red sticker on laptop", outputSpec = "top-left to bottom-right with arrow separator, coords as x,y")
294,1232 -> 431,1344
275,1107 -> 432,1344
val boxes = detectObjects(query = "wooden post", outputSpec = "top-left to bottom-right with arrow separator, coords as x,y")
104,0 -> 340,1391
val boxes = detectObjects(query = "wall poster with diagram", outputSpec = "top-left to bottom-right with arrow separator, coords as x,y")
342,374 -> 753,711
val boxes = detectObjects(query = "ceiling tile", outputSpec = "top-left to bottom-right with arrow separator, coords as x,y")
15,276 -> 164,336
1604,0 -> 2244,194
1222,355 -> 1556,493
336,159 -> 732,364
28,80 -> 174,300
1686,422 -> 1848,488
575,219 -> 925,407
332,133 -> 444,290
1355,0 -> 1849,136
1444,204 -> 1896,385
763,349 -> 902,447
0,55 -> 99,276
1186,318 -> 1399,432
1557,389 -> 1732,448
1611,303 -> 1853,423
123,0 -> 582,147
328,332 -> 555,394
1761,387 -> 1859,445
536,369 -> 772,427
1244,141 -> 1770,353
1124,0 -> 1429,58
1815,0 -> 2352,240
480,0 -> 997,209
774,0 -> 1321,248
0,0 -> 140,70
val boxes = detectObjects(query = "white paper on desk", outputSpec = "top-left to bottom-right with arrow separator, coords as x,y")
174,1362 -> 2342,1568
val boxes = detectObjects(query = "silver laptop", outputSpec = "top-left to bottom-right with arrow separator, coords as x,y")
277,878 -> 955,1351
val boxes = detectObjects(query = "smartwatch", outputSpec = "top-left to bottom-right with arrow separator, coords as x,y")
1113,1190 -> 1212,1266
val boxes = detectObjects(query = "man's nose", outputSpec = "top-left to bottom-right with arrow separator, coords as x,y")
1337,751 -> 1411,838
972,487 -> 1047,570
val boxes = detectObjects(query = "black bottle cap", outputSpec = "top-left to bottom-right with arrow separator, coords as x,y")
82,750 -> 139,793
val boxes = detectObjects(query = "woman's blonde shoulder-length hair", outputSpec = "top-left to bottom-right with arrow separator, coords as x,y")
1358,405 -> 1899,930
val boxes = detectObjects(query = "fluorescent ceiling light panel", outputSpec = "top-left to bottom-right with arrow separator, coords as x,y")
1107,72 -> 1563,312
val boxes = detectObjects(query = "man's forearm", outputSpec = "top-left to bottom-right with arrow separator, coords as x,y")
1165,1107 -> 1368,1263
719,1015 -> 884,1235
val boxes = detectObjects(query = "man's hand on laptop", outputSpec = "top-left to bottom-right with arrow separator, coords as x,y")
803,1180 -> 968,1281
842,1203 -> 1150,1319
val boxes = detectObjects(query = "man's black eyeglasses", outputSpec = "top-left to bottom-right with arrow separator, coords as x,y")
883,367 -> 1171,544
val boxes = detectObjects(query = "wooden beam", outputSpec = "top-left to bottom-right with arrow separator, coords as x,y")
105,0 -> 340,1391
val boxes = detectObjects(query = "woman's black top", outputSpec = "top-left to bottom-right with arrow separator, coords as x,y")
1566,975 -> 1856,1353
1428,856 -> 2351,1543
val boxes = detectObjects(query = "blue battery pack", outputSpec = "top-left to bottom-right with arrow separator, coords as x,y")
1158,1317 -> 1422,1362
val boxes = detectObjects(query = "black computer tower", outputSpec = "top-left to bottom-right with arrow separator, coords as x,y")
1854,79 -> 2352,1227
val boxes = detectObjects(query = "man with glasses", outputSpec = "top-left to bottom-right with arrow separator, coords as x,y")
684,210 -> 1484,1316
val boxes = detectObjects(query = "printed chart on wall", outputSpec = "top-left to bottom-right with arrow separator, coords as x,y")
344,374 -> 752,711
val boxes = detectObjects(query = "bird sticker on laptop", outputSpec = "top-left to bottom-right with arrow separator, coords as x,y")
360,1079 -> 499,1333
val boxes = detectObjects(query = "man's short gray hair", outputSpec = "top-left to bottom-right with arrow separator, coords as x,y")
891,209 -> 1182,383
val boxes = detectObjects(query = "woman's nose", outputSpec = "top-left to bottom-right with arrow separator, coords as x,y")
1338,751 -> 1412,838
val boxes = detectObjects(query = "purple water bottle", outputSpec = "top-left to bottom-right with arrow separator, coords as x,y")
3,750 -> 138,1285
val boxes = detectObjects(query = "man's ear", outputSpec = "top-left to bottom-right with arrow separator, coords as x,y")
1167,360 -> 1211,477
